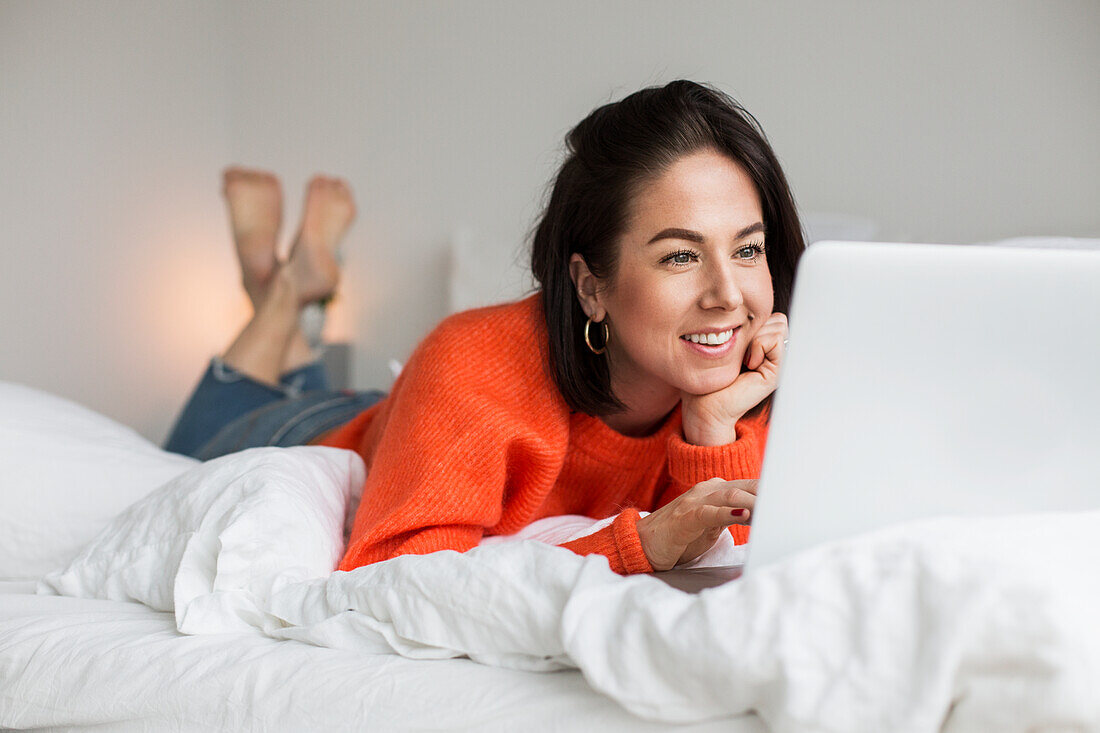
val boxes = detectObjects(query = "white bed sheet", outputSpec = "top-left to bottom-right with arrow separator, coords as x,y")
5,384 -> 1100,732
0,583 -> 761,732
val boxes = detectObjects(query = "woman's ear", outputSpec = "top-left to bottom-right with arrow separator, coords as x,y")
568,253 -> 606,321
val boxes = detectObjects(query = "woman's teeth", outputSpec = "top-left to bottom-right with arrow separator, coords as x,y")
682,329 -> 735,346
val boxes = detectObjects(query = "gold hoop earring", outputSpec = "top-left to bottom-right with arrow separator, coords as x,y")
584,318 -> 609,355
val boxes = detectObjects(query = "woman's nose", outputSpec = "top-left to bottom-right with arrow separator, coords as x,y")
699,261 -> 744,311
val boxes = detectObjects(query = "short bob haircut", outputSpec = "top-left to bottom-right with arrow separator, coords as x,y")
530,80 -> 806,418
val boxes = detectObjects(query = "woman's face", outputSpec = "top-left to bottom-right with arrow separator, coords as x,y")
582,149 -> 775,404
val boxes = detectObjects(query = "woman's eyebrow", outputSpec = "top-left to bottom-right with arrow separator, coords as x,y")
647,222 -> 766,245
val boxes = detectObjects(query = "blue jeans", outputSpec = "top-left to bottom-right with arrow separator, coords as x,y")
164,357 -> 385,460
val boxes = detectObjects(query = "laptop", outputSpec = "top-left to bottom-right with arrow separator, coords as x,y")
654,240 -> 1100,591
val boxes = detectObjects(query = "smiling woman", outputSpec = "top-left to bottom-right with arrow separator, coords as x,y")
532,83 -> 803,432
166,80 -> 806,574
567,150 -> 778,439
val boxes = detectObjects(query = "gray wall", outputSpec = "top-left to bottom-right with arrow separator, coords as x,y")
2,0 -> 1098,442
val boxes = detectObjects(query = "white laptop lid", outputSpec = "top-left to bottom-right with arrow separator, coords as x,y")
744,241 -> 1100,572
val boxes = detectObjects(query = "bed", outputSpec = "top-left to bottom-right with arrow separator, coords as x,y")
2,366 -> 1099,732
1,581 -> 753,732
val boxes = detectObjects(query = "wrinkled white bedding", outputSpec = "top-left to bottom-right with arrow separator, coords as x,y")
0,589 -> 749,733
171,520 -> 1100,731
24,446 -> 1100,732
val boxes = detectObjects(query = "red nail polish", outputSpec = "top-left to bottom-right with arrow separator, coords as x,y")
731,508 -> 748,518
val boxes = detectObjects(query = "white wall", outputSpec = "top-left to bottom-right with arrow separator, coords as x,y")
2,0 -> 1098,442
0,1 -> 237,440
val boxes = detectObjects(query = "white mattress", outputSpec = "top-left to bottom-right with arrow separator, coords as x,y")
0,581 -> 760,732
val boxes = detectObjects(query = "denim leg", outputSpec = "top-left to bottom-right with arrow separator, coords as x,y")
164,358 -> 293,457
192,388 -> 386,461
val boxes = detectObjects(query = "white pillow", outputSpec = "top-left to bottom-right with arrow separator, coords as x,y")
0,381 -> 198,579
38,446 -> 365,635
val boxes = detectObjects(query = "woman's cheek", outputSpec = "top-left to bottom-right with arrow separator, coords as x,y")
687,364 -> 741,396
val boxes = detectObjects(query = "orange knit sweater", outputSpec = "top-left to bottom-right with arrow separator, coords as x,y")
320,294 -> 770,575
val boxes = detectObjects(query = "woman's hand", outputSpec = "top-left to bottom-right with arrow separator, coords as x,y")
636,478 -> 757,571
681,313 -> 788,446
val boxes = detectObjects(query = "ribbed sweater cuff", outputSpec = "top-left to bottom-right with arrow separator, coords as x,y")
558,508 -> 654,575
666,422 -> 761,487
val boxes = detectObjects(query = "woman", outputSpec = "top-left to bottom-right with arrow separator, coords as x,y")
165,80 -> 804,574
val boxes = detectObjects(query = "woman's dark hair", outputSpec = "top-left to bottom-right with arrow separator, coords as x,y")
530,80 -> 805,417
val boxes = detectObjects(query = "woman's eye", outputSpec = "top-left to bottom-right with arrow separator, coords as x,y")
737,243 -> 766,261
661,250 -> 698,266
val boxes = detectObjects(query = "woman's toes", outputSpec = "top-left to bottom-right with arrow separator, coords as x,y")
301,175 -> 356,242
287,173 -> 357,304
222,166 -> 283,305
223,168 -> 282,234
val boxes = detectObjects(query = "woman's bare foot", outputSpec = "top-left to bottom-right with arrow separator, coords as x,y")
222,167 -> 282,306
285,175 -> 356,305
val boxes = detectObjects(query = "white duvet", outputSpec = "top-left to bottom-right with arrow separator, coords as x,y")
32,446 -> 1100,732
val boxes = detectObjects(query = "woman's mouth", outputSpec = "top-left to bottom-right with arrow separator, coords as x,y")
679,327 -> 739,358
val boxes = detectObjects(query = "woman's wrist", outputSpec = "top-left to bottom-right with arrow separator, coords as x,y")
634,511 -> 673,572
681,417 -> 741,447
634,513 -> 656,568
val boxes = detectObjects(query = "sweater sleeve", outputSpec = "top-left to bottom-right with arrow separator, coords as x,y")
337,313 -> 566,572
557,509 -> 654,574
655,411 -> 771,546
664,414 -> 767,488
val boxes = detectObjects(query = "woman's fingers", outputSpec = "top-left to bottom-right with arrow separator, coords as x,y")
745,314 -> 789,371
643,479 -> 760,570
744,340 -> 763,370
747,332 -> 781,371
694,503 -> 752,528
680,478 -> 758,535
732,478 -> 759,496
695,477 -> 757,494
689,487 -> 754,527
727,486 -> 755,508
698,479 -> 757,503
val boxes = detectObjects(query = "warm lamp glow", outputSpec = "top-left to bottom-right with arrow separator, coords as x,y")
146,238 -> 251,384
